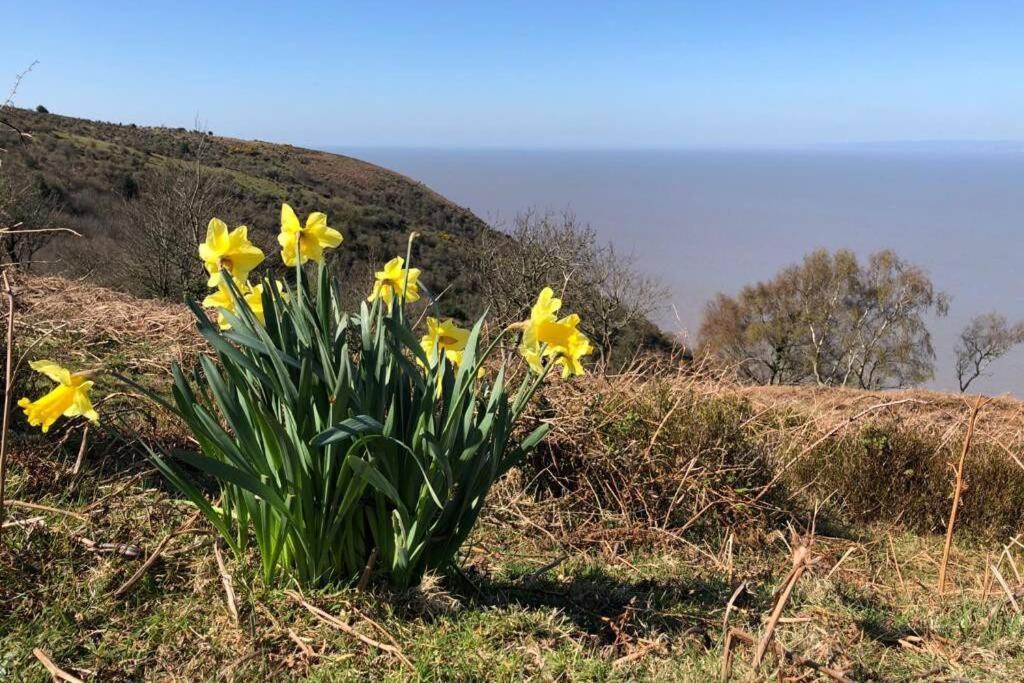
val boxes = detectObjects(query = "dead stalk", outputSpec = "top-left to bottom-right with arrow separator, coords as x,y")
937,396 -> 986,593
289,591 -> 413,669
990,564 -> 1021,614
721,627 -> 853,683
752,541 -> 812,670
0,272 -> 14,549
214,541 -> 240,624
113,509 -> 203,597
32,648 -> 84,683
71,425 -> 89,475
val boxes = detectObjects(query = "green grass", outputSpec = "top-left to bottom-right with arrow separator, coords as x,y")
4,449 -> 1024,682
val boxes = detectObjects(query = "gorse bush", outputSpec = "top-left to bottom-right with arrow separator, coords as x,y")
789,419 -> 1024,538
526,377 -> 774,535
17,203 -> 594,588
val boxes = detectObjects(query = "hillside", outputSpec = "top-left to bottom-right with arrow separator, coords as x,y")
0,107 -> 492,317
4,274 -> 1024,680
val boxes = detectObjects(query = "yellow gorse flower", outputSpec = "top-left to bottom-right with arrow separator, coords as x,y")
518,287 -> 594,378
198,218 -> 265,287
420,317 -> 470,367
18,360 -> 99,433
368,256 -> 421,307
278,203 -> 344,266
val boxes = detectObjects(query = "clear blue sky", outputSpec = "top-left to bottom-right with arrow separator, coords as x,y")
3,1 -> 1023,148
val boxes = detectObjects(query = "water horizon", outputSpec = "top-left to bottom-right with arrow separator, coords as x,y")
326,145 -> 1024,396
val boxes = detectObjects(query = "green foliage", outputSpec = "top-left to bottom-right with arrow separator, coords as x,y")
138,262 -> 550,589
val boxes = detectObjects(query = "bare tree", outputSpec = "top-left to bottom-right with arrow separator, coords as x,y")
0,62 -> 37,161
954,312 -> 1024,392
115,127 -> 238,299
0,175 -> 65,269
473,209 -> 667,363
700,248 -> 949,389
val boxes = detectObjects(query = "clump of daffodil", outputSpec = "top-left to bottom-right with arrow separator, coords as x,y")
278,203 -> 343,266
368,256 -> 421,307
420,317 -> 470,367
18,360 -> 99,433
518,287 -> 594,378
73,203 -> 592,593
198,218 -> 265,287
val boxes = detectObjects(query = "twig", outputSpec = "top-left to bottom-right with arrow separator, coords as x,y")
752,542 -> 812,670
0,272 -> 14,549
721,581 -> 747,634
888,534 -> 906,591
32,648 -> 84,683
289,591 -> 413,669
73,535 -> 143,558
112,509 -> 202,597
1,62 -> 39,148
2,61 -> 38,110
0,226 -> 83,237
2,514 -> 43,529
7,499 -> 87,522
287,628 -> 316,657
826,546 -> 857,580
71,425 -> 89,475
938,396 -> 986,593
525,553 -> 569,580
990,564 -> 1021,614
213,541 -> 240,624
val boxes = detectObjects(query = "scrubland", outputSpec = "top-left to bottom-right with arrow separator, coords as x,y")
3,275 -> 1024,681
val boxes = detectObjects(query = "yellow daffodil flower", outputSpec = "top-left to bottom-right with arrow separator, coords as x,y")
278,203 -> 344,266
243,280 -> 286,326
420,317 -> 470,366
368,256 -> 421,307
202,281 -> 236,330
18,360 -> 99,433
198,218 -> 265,287
518,288 -> 594,378
529,286 -> 562,326
202,279 -> 285,329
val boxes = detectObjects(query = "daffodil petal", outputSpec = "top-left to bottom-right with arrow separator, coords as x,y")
29,359 -> 73,386
281,203 -> 302,234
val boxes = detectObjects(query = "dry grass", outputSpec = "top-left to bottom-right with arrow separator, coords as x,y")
13,274 -> 201,376
3,275 -> 1024,680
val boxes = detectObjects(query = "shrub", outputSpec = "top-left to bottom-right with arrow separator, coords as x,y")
526,374 -> 775,536
788,418 -> 1024,538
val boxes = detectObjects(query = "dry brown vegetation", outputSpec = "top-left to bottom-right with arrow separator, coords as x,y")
3,275 -> 1024,680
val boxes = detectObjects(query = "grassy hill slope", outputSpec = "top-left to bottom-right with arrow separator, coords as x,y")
0,107 -> 491,316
